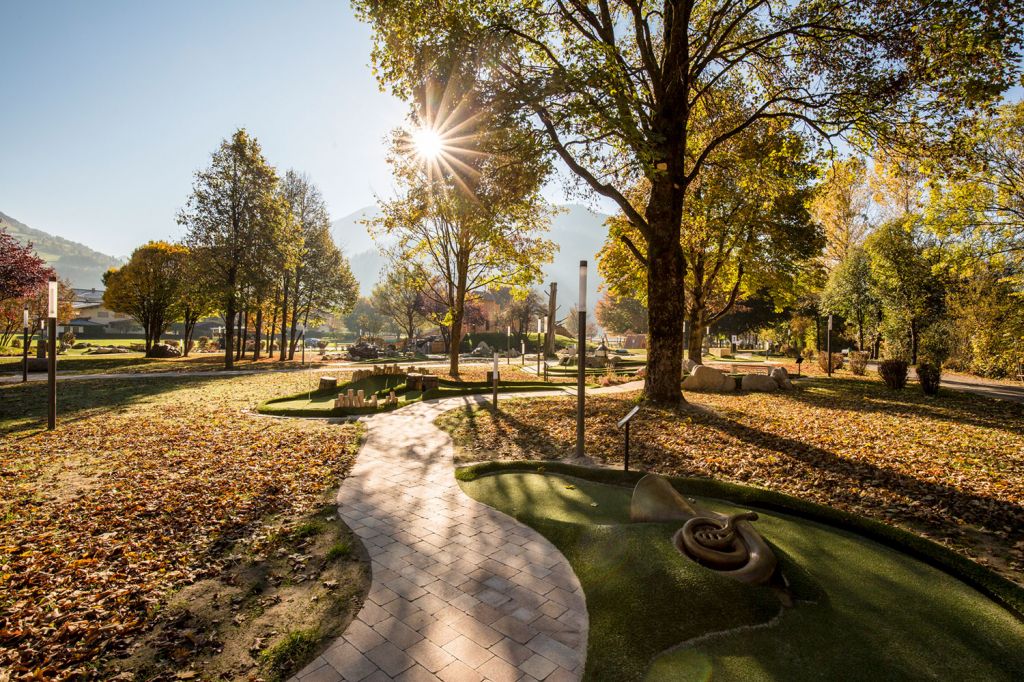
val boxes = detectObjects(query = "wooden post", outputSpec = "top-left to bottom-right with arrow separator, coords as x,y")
47,276 -> 57,430
492,352 -> 499,408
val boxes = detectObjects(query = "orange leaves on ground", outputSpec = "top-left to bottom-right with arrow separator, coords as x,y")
0,372 -> 360,679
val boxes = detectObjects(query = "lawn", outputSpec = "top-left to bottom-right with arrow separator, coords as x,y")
0,352 -> 323,376
0,370 -> 365,679
437,374 -> 1024,586
458,469 -> 1024,681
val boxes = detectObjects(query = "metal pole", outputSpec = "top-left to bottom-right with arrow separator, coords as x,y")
507,326 -> 510,365
624,421 -> 630,472
576,260 -> 587,458
22,307 -> 29,383
492,352 -> 499,407
47,276 -> 57,430
826,314 -> 833,378
301,331 -> 305,365
521,340 -> 525,365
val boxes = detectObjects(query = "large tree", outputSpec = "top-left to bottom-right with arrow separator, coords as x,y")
370,89 -> 555,376
355,0 -> 1022,402
599,117 -> 822,361
0,229 -> 49,305
372,265 -> 428,343
595,292 -> 648,335
179,129 -> 284,369
821,246 -> 878,353
103,241 -> 188,356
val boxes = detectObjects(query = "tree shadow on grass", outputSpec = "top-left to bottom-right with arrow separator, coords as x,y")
786,376 -> 1024,437
0,374 -> 242,438
444,399 -> 1024,554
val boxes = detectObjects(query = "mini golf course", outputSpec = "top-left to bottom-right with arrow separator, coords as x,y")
455,463 -> 1024,681
257,372 -> 564,417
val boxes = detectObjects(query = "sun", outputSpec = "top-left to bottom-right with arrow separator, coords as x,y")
412,127 -> 445,161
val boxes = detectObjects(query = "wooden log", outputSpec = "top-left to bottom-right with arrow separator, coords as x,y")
318,376 -> 338,391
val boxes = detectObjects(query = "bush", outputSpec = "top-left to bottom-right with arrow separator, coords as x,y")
12,338 -> 21,349
197,336 -> 210,350
167,339 -> 181,348
917,363 -> 941,396
849,351 -> 870,376
817,352 -> 843,372
879,359 -> 909,389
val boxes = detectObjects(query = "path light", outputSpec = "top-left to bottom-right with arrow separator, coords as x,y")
507,325 -> 511,365
492,351 -> 499,407
47,276 -> 57,430
576,260 -> 587,458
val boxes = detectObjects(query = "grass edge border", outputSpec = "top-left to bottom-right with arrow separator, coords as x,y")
454,459 -> 1024,621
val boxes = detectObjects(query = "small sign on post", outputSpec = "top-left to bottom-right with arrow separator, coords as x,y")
617,405 -> 641,472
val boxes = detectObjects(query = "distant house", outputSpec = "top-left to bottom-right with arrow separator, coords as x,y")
68,288 -> 142,335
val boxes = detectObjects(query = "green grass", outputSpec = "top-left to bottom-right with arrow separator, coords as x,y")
458,468 -> 1024,681
327,540 -> 353,561
258,628 -> 320,681
257,373 -> 566,417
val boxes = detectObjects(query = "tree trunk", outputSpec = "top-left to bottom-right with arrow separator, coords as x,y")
224,298 -> 236,370
253,307 -> 263,361
280,272 -> 290,361
910,318 -> 919,364
644,182 -> 686,404
449,268 -> 468,376
686,308 -> 705,363
241,308 -> 250,360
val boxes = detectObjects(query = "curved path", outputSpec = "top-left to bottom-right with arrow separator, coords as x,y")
293,394 -> 590,682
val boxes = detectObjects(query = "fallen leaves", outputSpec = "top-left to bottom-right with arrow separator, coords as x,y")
0,371 -> 361,679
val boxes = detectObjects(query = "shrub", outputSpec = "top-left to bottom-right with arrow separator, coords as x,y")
167,339 -> 181,348
879,359 -> 909,389
317,339 -> 329,350
817,352 -> 843,372
197,336 -> 210,350
849,351 -> 870,376
917,362 -> 941,396
11,339 -> 21,349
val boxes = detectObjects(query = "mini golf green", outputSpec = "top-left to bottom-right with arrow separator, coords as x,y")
257,373 -> 565,417
456,468 -> 1024,681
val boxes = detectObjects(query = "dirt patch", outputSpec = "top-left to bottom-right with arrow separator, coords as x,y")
109,503 -> 369,681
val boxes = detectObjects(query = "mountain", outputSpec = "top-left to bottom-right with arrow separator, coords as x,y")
0,211 -> 122,289
333,203 -> 611,317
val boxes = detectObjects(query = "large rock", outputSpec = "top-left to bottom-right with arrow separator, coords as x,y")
682,364 -> 732,392
770,366 -> 793,390
742,374 -> 778,392
149,344 -> 181,358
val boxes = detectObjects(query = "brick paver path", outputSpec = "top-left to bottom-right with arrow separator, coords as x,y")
293,395 -> 589,681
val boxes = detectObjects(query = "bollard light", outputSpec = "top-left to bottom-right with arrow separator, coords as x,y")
46,275 -> 57,430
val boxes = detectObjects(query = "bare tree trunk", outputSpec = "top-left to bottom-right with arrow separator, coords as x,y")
224,297 -> 235,370
253,306 -> 263,361
545,282 -> 557,357
643,179 -> 686,403
449,267 -> 468,376
280,272 -> 290,361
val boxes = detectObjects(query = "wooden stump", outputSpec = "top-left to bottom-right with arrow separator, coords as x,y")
318,376 -> 338,391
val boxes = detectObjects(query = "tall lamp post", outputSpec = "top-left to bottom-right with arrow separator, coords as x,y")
47,276 -> 57,430
576,260 -> 587,458
22,306 -> 29,383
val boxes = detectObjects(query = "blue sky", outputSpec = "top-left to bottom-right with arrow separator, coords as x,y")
0,1 -> 415,257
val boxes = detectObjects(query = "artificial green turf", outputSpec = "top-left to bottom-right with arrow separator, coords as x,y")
459,471 -> 1024,682
257,374 -> 565,417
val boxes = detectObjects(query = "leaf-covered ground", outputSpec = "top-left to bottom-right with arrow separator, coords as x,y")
0,370 -> 361,679
0,352 -> 325,376
438,375 -> 1024,585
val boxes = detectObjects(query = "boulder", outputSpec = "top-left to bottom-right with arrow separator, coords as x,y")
149,344 -> 181,358
682,365 -> 731,392
770,366 -> 792,390
742,374 -> 778,392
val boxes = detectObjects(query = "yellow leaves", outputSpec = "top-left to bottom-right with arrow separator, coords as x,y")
0,372 -> 361,678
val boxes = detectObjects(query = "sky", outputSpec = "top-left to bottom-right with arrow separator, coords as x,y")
0,1 -> 432,258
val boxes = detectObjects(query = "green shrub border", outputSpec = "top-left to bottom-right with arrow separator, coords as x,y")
454,460 -> 1024,621
256,377 -> 561,418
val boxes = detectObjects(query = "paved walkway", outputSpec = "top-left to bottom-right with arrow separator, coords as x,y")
294,395 -> 590,682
